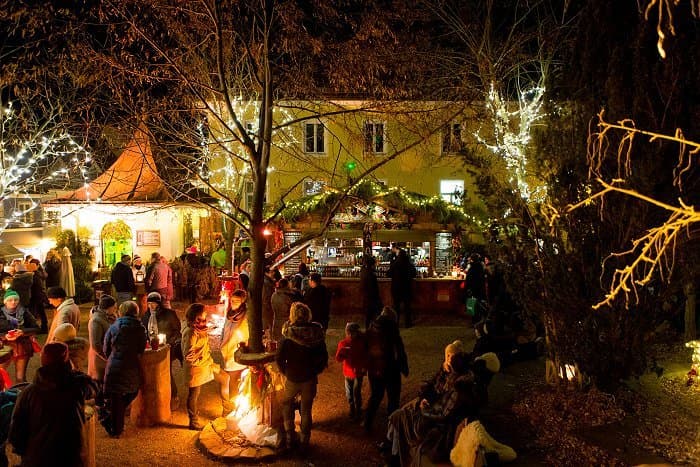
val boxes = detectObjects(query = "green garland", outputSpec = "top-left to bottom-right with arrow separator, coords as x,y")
274,180 -> 484,227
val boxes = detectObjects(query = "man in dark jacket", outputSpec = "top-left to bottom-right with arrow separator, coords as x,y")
141,292 -> 182,404
360,256 -> 382,329
110,255 -> 135,305
102,300 -> 147,437
276,302 -> 327,456
363,306 -> 409,433
271,278 -> 301,341
387,245 -> 416,328
303,273 -> 332,330
9,342 -> 97,466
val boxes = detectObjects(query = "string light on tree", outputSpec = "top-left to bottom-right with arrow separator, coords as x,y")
0,101 -> 92,234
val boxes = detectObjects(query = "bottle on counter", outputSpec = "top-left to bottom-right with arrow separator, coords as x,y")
148,312 -> 159,350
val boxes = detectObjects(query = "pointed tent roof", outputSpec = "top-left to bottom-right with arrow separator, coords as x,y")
59,124 -> 172,203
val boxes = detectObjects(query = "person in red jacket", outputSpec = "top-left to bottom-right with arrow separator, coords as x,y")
335,322 -> 367,421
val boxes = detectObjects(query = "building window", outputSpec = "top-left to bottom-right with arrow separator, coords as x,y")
244,180 -> 266,210
303,122 -> 325,154
245,122 -> 258,143
440,179 -> 464,204
15,200 -> 35,224
363,121 -> 386,154
43,209 -> 61,226
303,179 -> 326,196
442,122 -> 465,154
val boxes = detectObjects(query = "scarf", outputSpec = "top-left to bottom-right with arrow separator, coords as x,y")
1,305 -> 24,327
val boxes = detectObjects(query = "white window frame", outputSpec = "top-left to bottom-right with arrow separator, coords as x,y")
245,122 -> 258,143
442,122 -> 465,155
43,208 -> 61,226
303,179 -> 326,196
302,120 -> 326,155
15,200 -> 35,224
440,179 -> 464,204
363,120 -> 387,154
244,179 -> 267,210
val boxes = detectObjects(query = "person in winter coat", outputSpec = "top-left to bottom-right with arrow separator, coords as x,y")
131,255 -> 146,282
141,291 -> 182,404
46,286 -> 81,343
27,259 -> 48,334
276,302 -> 328,455
360,256 -> 382,329
110,255 -> 135,305
9,342 -> 98,467
387,245 -> 417,328
271,278 -> 301,341
182,303 -> 232,430
363,306 -> 409,434
10,263 -> 33,311
303,273 -> 332,331
382,344 -> 493,467
292,263 -> 311,296
146,253 -> 174,309
0,289 -> 40,383
335,322 -> 367,421
220,290 -> 249,400
88,294 -> 117,412
43,249 -> 62,288
464,254 -> 486,299
52,323 -> 89,373
101,301 -> 147,437
261,266 -> 277,336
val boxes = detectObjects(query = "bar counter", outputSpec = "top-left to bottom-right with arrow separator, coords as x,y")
323,277 -> 464,314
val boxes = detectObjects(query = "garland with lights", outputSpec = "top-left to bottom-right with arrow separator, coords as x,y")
274,179 -> 485,227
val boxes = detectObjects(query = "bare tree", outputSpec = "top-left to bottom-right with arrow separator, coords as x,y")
78,0 -> 465,351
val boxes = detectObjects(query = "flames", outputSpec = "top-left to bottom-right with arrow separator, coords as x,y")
225,367 -> 279,447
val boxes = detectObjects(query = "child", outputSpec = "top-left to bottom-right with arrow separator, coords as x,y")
335,322 -> 368,420
182,303 -> 232,430
220,289 -> 249,399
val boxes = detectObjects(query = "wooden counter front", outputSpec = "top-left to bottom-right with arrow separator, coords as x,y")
323,278 -> 464,315
132,344 -> 171,427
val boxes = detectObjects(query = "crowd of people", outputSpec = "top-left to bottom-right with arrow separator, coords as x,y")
0,244 -> 537,466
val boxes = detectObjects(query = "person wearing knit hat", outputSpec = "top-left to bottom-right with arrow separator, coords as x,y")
40,341 -> 69,367
0,288 -> 40,383
9,341 -> 97,466
141,291 -> 182,409
364,305 -> 408,434
52,323 -> 90,372
336,321 -> 368,421
382,342 -> 485,466
443,340 -> 464,371
3,289 -> 19,302
147,291 -> 161,303
46,286 -> 80,344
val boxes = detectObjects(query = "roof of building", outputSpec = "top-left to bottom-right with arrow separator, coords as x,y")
54,124 -> 172,203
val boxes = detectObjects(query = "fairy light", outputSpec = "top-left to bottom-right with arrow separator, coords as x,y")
276,179 -> 485,228
475,80 -> 547,202
0,101 -> 92,233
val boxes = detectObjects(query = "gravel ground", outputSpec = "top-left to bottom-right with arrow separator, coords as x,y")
19,303 -> 475,467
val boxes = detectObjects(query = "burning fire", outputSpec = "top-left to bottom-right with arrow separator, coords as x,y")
225,367 -> 279,447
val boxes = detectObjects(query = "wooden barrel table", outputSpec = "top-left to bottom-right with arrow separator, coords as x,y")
132,344 -> 171,427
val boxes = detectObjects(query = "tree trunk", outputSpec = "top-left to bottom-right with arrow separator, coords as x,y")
247,228 -> 267,353
685,281 -> 697,341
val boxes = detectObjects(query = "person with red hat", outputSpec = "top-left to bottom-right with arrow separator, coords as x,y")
9,342 -> 97,466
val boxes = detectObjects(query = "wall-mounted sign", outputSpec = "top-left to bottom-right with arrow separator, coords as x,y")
136,230 -> 161,246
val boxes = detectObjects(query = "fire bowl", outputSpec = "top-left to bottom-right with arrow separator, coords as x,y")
197,417 -> 276,460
